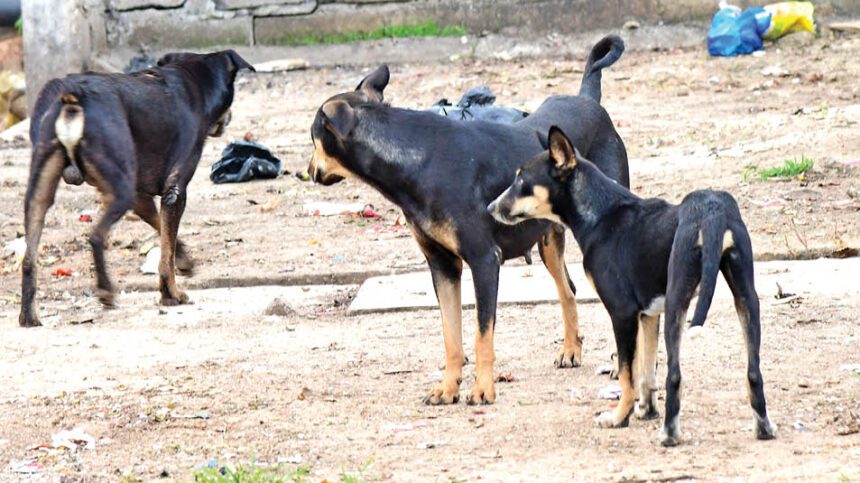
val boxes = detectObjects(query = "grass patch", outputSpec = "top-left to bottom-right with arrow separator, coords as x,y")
194,462 -> 311,483
340,457 -> 373,483
744,155 -> 814,181
280,21 -> 466,46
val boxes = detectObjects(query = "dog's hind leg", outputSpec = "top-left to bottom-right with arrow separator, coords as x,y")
158,186 -> 191,306
133,194 -> 194,273
19,147 -> 65,327
467,253 -> 500,405
538,224 -> 583,369
720,229 -> 777,441
595,313 -> 637,428
422,249 -> 464,405
634,314 -> 660,420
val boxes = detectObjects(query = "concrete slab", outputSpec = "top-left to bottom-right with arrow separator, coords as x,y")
348,257 -> 860,314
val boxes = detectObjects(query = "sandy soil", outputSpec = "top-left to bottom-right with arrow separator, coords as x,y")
0,30 -> 859,482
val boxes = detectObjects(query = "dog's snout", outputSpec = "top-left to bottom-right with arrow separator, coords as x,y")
487,200 -> 498,215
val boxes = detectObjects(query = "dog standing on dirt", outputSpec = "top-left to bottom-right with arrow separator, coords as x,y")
488,126 -> 777,445
19,50 -> 255,327
308,36 -> 630,405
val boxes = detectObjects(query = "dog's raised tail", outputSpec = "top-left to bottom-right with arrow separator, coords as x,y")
579,35 -> 625,103
689,222 -> 733,330
55,94 -> 85,185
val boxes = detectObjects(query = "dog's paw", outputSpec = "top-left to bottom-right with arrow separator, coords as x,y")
755,417 -> 777,441
660,418 -> 681,446
634,403 -> 660,421
595,410 -> 630,429
19,313 -> 42,328
96,288 -> 116,308
467,381 -> 496,406
161,291 -> 192,306
554,348 -> 581,369
422,381 -> 461,405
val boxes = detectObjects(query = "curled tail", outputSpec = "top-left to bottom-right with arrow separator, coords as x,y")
689,223 -> 734,329
55,94 -> 85,185
579,35 -> 625,103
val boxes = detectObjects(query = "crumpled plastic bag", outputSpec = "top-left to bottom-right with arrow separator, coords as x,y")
762,2 -> 815,41
425,86 -> 528,124
707,4 -> 772,57
210,140 -> 282,184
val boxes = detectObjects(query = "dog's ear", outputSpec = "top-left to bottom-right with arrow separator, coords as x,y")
355,65 -> 389,102
223,49 -> 255,73
548,126 -> 576,171
321,100 -> 356,140
157,52 -> 185,66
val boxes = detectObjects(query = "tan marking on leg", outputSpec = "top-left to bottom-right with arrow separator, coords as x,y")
722,229 -> 734,252
542,235 -> 582,368
470,322 -> 496,405
634,314 -> 660,419
596,361 -> 635,427
425,276 -> 464,405
421,219 -> 460,256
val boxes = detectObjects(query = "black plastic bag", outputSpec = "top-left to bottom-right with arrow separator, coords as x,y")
210,141 -> 283,184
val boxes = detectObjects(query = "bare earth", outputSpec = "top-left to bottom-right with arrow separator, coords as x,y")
0,31 -> 859,481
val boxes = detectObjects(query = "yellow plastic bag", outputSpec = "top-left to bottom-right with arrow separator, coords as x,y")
763,1 -> 815,40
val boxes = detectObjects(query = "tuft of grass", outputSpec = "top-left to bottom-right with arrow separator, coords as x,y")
278,21 -> 465,46
15,17 -> 21,35
340,457 -> 373,483
744,155 -> 814,181
194,462 -> 311,483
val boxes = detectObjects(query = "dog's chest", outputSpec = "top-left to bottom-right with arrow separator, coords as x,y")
641,296 -> 665,317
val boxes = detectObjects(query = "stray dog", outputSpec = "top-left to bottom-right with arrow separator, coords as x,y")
19,50 -> 254,327
308,35 -> 630,405
489,127 -> 777,445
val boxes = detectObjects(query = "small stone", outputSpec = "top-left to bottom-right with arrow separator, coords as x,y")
623,20 -> 640,30
264,297 -> 296,317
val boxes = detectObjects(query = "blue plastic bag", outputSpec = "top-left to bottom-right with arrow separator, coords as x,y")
707,6 -> 772,57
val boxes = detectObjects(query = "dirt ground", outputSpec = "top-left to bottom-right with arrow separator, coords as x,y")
0,30 -> 859,482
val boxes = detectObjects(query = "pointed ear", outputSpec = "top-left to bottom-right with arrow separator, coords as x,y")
355,65 -> 389,102
321,100 -> 356,140
548,126 -> 576,170
223,49 -> 255,73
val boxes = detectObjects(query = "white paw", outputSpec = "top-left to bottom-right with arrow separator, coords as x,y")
594,411 -> 617,428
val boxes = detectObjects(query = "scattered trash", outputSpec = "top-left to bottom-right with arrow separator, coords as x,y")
140,247 -> 161,275
793,420 -> 808,432
595,364 -> 614,376
425,86 -> 529,124
304,201 -> 373,217
598,385 -> 622,400
259,197 -> 280,213
775,282 -> 795,300
194,458 -> 219,471
828,21 -> 860,34
253,58 -> 310,73
264,297 -> 297,317
495,373 -> 515,383
417,440 -> 446,449
210,140 -> 283,184
761,65 -> 791,77
124,51 -> 157,73
277,454 -> 303,464
707,1 -> 814,57
622,20 -> 641,30
171,411 -> 210,420
52,267 -> 74,277
382,422 -> 427,432
840,364 -> 860,374
3,236 -> 25,264
297,387 -> 311,401
79,214 -> 92,223
7,458 -> 42,474
296,169 -> 311,182
31,428 -> 96,452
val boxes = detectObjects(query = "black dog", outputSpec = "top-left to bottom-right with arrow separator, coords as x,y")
19,50 -> 254,327
308,36 -> 630,405
489,127 -> 777,445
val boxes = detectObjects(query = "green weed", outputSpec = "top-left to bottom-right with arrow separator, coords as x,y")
744,156 -> 814,181
276,21 -> 465,46
194,462 -> 311,483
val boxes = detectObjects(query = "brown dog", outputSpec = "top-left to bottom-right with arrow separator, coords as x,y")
19,50 -> 254,327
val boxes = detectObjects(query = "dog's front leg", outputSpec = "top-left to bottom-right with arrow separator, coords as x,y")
595,314 -> 637,428
467,254 -> 500,405
423,254 -> 464,405
158,189 -> 191,306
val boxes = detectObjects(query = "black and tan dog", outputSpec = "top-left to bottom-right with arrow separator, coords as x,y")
19,50 -> 254,327
309,36 -> 630,405
489,127 -> 777,445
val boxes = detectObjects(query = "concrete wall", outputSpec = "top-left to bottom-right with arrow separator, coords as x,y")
21,0 -> 860,112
